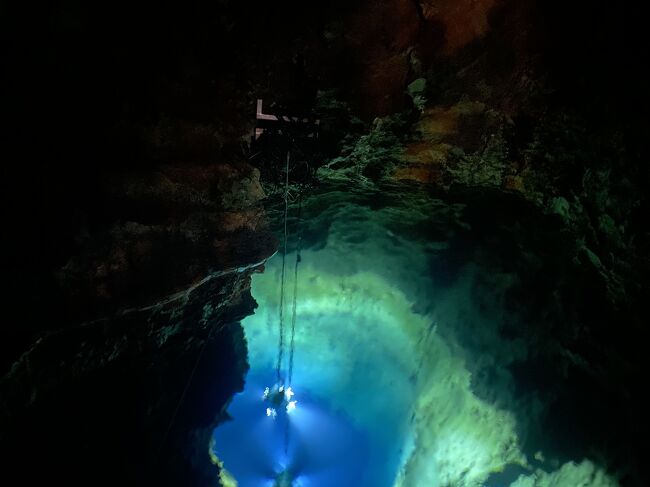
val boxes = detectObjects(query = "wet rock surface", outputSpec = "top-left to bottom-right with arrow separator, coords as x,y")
1,271 -> 256,486
1,158 -> 276,485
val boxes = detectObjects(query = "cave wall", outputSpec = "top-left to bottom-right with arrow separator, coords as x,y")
2,0 -> 647,485
1,271 -> 253,486
0,158 -> 276,485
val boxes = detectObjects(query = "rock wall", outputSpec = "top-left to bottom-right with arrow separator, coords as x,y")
0,159 -> 276,486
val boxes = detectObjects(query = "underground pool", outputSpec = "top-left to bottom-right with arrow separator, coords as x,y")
211,189 -> 621,487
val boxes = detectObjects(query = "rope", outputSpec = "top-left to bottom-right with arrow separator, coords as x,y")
275,151 -> 290,384
287,193 -> 302,386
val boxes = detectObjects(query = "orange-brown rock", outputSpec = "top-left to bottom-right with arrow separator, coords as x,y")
418,0 -> 500,55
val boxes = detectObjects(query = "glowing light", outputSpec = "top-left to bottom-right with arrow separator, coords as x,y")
263,383 -> 298,416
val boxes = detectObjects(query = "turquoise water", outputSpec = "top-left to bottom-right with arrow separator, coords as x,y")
212,369 -> 371,486
213,287 -> 416,487
211,187 -> 621,487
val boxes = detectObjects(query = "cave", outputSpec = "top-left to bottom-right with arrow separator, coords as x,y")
2,1 -> 648,486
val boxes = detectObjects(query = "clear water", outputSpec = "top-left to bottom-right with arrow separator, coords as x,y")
213,270 -> 418,487
212,369 -> 370,486
212,187 -> 620,487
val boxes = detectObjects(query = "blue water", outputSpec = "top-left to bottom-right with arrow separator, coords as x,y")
212,369 -> 373,487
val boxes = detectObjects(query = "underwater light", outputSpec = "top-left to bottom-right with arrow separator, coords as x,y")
263,383 -> 297,418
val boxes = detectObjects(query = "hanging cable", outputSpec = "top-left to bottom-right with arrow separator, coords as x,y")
287,192 -> 302,387
285,182 -> 304,458
275,151 -> 290,385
